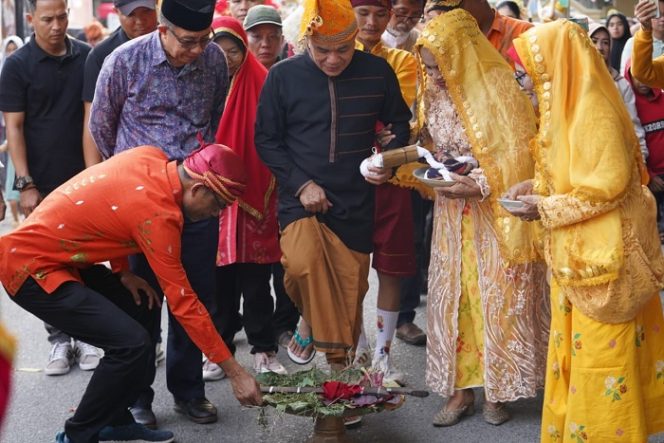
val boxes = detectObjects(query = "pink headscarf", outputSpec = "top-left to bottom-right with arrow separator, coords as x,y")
183,143 -> 248,205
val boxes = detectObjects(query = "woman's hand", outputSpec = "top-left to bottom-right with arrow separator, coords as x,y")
508,194 -> 542,221
504,179 -> 534,200
437,173 -> 482,200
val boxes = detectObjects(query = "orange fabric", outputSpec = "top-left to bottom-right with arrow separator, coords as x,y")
280,217 -> 370,363
0,146 -> 232,363
487,11 -> 533,62
213,17 -> 271,218
300,0 -> 358,43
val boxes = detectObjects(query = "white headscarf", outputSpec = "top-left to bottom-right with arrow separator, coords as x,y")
0,36 -> 24,73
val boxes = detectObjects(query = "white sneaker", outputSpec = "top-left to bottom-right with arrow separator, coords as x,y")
155,342 -> 165,367
353,347 -> 372,369
75,341 -> 101,371
203,359 -> 226,381
45,342 -> 73,376
254,352 -> 288,375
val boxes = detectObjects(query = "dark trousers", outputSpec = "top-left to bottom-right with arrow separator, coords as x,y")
271,262 -> 299,337
398,192 -> 433,327
217,263 -> 277,354
9,265 -> 156,443
129,218 -> 219,403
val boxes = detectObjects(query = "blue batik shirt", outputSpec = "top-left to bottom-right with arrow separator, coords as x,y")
90,30 -> 229,161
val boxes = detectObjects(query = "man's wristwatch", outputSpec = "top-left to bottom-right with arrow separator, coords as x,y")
14,175 -> 34,191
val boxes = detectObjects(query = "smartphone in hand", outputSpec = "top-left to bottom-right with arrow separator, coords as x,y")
651,0 -> 661,19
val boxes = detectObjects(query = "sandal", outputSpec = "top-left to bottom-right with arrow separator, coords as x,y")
287,329 -> 316,365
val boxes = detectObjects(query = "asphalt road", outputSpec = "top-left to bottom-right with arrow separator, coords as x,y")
0,214 -> 662,443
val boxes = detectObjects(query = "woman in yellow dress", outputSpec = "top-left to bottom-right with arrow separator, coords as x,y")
395,9 -> 550,427
505,19 -> 664,442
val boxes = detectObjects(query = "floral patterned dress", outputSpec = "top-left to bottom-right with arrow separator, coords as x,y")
542,284 -> 664,442
424,84 -> 550,402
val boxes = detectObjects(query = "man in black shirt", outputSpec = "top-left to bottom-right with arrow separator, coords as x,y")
0,0 -> 99,379
81,0 -> 157,167
255,0 -> 411,369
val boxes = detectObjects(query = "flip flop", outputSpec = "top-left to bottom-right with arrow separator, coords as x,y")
287,329 -> 316,365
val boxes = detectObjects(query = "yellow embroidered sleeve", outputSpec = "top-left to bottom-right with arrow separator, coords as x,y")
537,194 -> 620,229
632,29 -> 664,89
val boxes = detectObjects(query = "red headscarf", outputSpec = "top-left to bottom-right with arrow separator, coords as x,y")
213,16 -> 273,220
184,143 -> 248,205
506,45 -> 523,68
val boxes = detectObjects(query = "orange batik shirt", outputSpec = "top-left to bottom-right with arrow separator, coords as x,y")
487,11 -> 533,61
0,146 -> 231,364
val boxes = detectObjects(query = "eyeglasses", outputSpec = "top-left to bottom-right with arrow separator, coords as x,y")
514,70 -> 527,88
394,13 -> 424,24
168,28 -> 213,50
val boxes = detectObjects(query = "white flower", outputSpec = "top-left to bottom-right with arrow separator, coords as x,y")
605,376 -> 616,389
656,360 -> 664,372
552,361 -> 559,371
548,425 -> 557,434
569,422 -> 578,433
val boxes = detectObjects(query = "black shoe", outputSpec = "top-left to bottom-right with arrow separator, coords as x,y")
173,397 -> 218,424
129,406 -> 157,429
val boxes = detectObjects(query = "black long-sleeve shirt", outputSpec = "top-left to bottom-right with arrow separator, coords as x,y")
255,50 -> 411,253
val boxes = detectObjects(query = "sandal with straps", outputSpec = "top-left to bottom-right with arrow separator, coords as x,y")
287,329 -> 316,365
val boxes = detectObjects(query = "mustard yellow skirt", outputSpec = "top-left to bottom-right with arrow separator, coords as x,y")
455,211 -> 485,389
541,283 -> 664,442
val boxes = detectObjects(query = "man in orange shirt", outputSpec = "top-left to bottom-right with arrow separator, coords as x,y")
425,0 -> 532,60
0,144 -> 262,443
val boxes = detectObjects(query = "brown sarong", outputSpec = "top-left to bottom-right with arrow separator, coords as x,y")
280,217 -> 370,363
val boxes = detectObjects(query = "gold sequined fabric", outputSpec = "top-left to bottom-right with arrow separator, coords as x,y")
410,10 -> 549,401
513,20 -> 664,323
414,9 -> 540,265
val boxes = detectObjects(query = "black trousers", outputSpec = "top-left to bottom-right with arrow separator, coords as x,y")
398,191 -> 433,327
216,263 -> 278,355
129,218 -> 219,403
9,265 -> 156,443
270,262 -> 299,338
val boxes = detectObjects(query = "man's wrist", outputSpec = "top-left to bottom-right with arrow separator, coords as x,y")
15,175 -> 34,191
19,184 -> 36,193
218,357 -> 243,378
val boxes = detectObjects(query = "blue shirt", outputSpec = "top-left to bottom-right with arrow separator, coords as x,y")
90,31 -> 228,160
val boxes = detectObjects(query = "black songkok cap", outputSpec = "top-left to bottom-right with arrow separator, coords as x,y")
161,0 -> 215,32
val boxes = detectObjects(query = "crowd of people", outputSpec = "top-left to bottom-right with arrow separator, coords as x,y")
0,0 -> 663,441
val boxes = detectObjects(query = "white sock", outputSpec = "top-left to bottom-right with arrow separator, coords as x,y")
373,309 -> 399,361
357,321 -> 369,351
